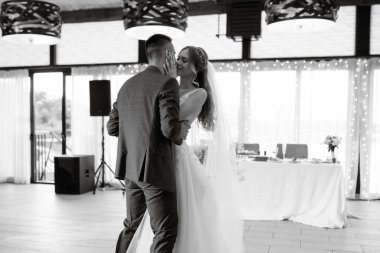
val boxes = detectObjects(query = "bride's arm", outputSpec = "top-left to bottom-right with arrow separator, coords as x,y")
180,89 -> 207,123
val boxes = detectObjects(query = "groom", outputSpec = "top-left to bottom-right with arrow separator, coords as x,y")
107,34 -> 189,253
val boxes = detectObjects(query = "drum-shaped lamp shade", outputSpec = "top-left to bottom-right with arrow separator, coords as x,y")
0,0 -> 62,45
264,0 -> 339,32
123,0 -> 188,40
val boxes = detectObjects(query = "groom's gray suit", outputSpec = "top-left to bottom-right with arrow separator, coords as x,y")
107,65 -> 186,253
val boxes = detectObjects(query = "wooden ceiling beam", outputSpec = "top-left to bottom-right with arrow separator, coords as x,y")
222,0 -> 380,6
61,0 -> 380,24
62,1 -> 224,24
62,8 -> 122,24
339,0 -> 380,6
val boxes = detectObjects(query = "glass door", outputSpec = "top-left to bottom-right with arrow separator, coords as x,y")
31,72 -> 66,183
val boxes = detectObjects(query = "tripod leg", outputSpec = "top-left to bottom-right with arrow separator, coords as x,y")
93,163 -> 103,194
104,162 -> 115,175
95,118 -> 125,193
94,162 -> 102,175
93,170 -> 102,194
100,162 -> 106,188
103,162 -> 125,188
99,116 -> 106,189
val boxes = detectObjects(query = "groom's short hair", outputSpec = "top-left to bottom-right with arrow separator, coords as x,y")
145,34 -> 172,60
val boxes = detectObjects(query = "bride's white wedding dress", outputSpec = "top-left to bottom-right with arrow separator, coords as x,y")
127,89 -> 243,253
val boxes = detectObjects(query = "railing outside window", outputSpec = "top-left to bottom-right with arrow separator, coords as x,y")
34,131 -> 71,183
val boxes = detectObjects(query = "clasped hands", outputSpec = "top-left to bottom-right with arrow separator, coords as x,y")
179,121 -> 191,145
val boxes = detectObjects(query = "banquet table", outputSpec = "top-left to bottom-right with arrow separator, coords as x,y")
237,160 -> 347,228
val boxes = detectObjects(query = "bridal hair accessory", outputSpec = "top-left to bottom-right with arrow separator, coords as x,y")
191,46 -> 208,67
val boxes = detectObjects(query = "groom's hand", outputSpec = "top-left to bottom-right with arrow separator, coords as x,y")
163,50 -> 177,79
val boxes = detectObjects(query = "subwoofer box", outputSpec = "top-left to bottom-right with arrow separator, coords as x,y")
54,155 -> 95,194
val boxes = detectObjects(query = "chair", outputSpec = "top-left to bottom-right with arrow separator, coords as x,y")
242,143 -> 260,153
276,144 -> 284,159
284,144 -> 308,159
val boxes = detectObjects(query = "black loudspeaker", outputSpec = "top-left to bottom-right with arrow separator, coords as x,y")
226,0 -> 261,41
54,155 -> 95,194
89,80 -> 111,116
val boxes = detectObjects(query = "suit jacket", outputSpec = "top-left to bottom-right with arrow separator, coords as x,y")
107,66 -> 183,192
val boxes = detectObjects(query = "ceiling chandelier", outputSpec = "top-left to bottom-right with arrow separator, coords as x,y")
0,0 -> 62,45
123,0 -> 188,40
264,0 -> 339,32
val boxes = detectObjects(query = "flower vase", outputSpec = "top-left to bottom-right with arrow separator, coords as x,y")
330,150 -> 336,163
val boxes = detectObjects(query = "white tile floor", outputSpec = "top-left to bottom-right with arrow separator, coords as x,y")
0,183 -> 379,253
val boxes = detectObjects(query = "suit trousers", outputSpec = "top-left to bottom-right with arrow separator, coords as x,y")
115,178 -> 178,253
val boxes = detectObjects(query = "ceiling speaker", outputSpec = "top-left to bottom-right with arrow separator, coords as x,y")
226,0 -> 261,41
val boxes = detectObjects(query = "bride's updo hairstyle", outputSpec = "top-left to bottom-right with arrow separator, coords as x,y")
181,46 -> 215,131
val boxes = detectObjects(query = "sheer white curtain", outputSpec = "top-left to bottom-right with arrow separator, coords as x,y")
343,58 -> 380,199
369,64 -> 380,197
298,66 -> 350,163
355,59 -> 380,199
70,65 -> 141,184
248,68 -> 297,152
345,59 -> 365,198
0,70 -> 30,184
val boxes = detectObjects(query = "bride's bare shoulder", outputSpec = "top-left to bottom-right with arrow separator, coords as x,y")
192,88 -> 207,98
190,88 -> 207,103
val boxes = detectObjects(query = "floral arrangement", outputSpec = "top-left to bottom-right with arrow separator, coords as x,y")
324,135 -> 342,152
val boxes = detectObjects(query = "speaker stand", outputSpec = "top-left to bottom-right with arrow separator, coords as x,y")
93,116 -> 125,194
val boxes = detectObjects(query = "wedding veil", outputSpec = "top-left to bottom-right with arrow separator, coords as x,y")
204,61 -> 245,252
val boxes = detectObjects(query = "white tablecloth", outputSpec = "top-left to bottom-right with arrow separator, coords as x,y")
238,161 -> 347,228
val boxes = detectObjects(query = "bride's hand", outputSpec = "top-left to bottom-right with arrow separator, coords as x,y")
163,50 -> 177,79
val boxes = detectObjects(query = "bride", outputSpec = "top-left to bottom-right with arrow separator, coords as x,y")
127,46 -> 245,253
